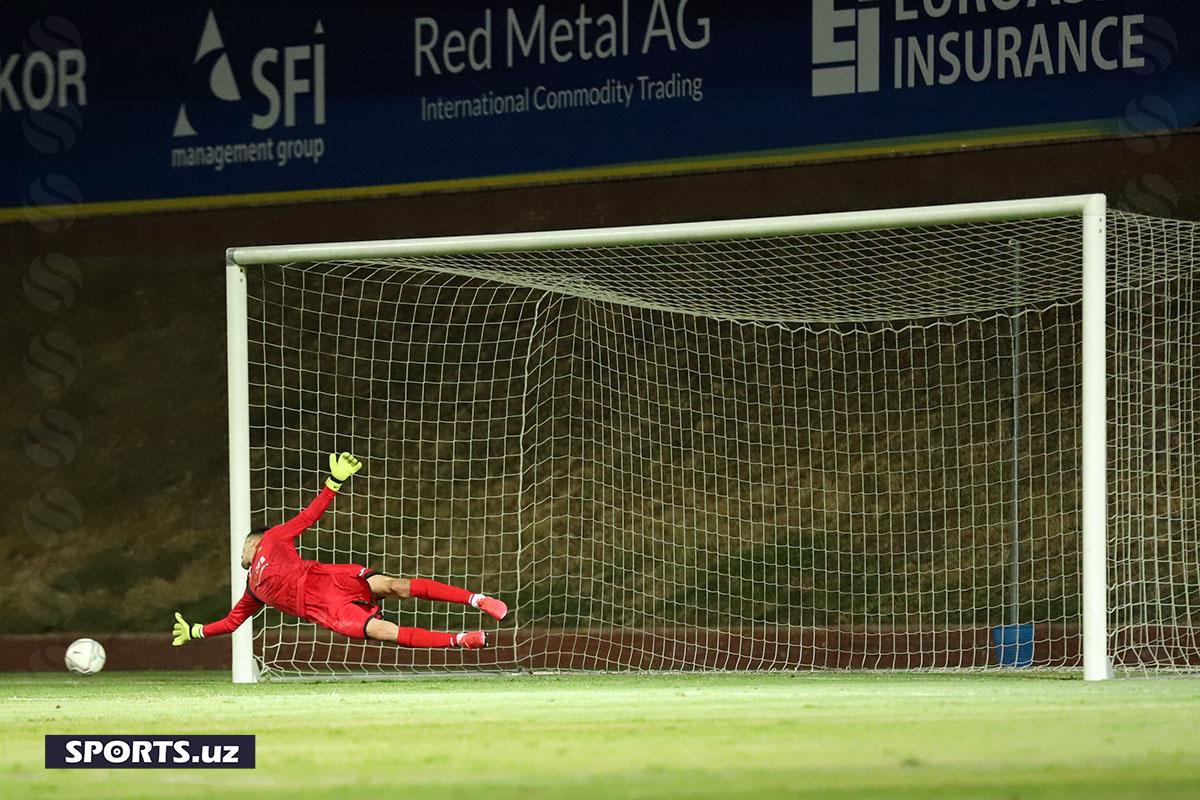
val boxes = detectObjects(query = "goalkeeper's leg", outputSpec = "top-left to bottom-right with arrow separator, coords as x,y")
367,575 -> 508,621
364,618 -> 486,649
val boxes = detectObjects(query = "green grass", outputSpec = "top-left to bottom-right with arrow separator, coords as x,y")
2,671 -> 1199,800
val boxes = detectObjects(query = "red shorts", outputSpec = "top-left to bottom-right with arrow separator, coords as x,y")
301,564 -> 382,639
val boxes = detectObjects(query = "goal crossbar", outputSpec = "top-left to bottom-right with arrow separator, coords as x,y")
229,195 -> 1106,264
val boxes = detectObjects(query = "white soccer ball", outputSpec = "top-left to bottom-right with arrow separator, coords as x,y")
65,638 -> 106,675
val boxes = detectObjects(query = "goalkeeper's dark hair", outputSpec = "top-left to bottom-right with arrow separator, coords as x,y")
246,526 -> 270,541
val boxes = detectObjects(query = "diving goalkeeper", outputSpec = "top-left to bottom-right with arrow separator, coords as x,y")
171,452 -> 507,650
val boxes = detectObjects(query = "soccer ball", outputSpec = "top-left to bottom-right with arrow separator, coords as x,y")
65,638 -> 106,675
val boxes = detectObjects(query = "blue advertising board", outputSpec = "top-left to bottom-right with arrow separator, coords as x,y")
1,1 -> 1198,220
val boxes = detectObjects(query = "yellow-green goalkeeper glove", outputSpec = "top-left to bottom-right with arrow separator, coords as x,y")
172,612 -> 204,646
326,451 -> 362,491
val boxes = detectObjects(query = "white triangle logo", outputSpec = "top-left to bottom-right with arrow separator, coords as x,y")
176,10 -> 242,137
194,10 -> 225,63
172,105 -> 197,137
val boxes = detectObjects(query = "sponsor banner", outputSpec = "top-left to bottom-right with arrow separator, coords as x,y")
1,1 -> 1198,219
44,735 -> 255,769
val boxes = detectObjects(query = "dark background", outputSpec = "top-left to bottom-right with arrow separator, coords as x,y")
1,131 -> 1197,642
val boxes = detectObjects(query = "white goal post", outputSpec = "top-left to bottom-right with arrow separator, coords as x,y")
225,194 -> 1200,682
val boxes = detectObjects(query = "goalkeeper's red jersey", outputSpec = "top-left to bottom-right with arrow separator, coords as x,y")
201,487 -> 337,638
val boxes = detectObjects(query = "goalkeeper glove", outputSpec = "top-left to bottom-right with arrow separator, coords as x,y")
172,612 -> 204,646
326,451 -> 363,491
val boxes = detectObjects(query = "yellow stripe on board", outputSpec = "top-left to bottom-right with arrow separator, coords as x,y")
0,121 -> 1115,225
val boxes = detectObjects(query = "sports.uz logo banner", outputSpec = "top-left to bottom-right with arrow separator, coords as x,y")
45,735 -> 255,769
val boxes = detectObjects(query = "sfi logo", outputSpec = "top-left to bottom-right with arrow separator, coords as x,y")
811,0 -> 881,97
172,11 -> 237,135
173,10 -> 325,138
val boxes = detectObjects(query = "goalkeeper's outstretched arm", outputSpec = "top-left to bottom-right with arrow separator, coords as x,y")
172,591 -> 263,645
270,452 -> 363,543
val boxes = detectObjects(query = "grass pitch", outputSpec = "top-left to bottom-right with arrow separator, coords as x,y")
2,671 -> 1199,799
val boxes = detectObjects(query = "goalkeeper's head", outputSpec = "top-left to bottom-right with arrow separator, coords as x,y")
240,527 -> 269,569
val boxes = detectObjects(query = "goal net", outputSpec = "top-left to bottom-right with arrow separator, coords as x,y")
225,197 -> 1199,680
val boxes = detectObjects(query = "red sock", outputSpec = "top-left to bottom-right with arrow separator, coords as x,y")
395,627 -> 459,648
408,577 -> 475,606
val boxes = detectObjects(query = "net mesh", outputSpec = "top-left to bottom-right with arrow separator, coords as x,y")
1109,213 -> 1200,671
240,211 -> 1199,676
